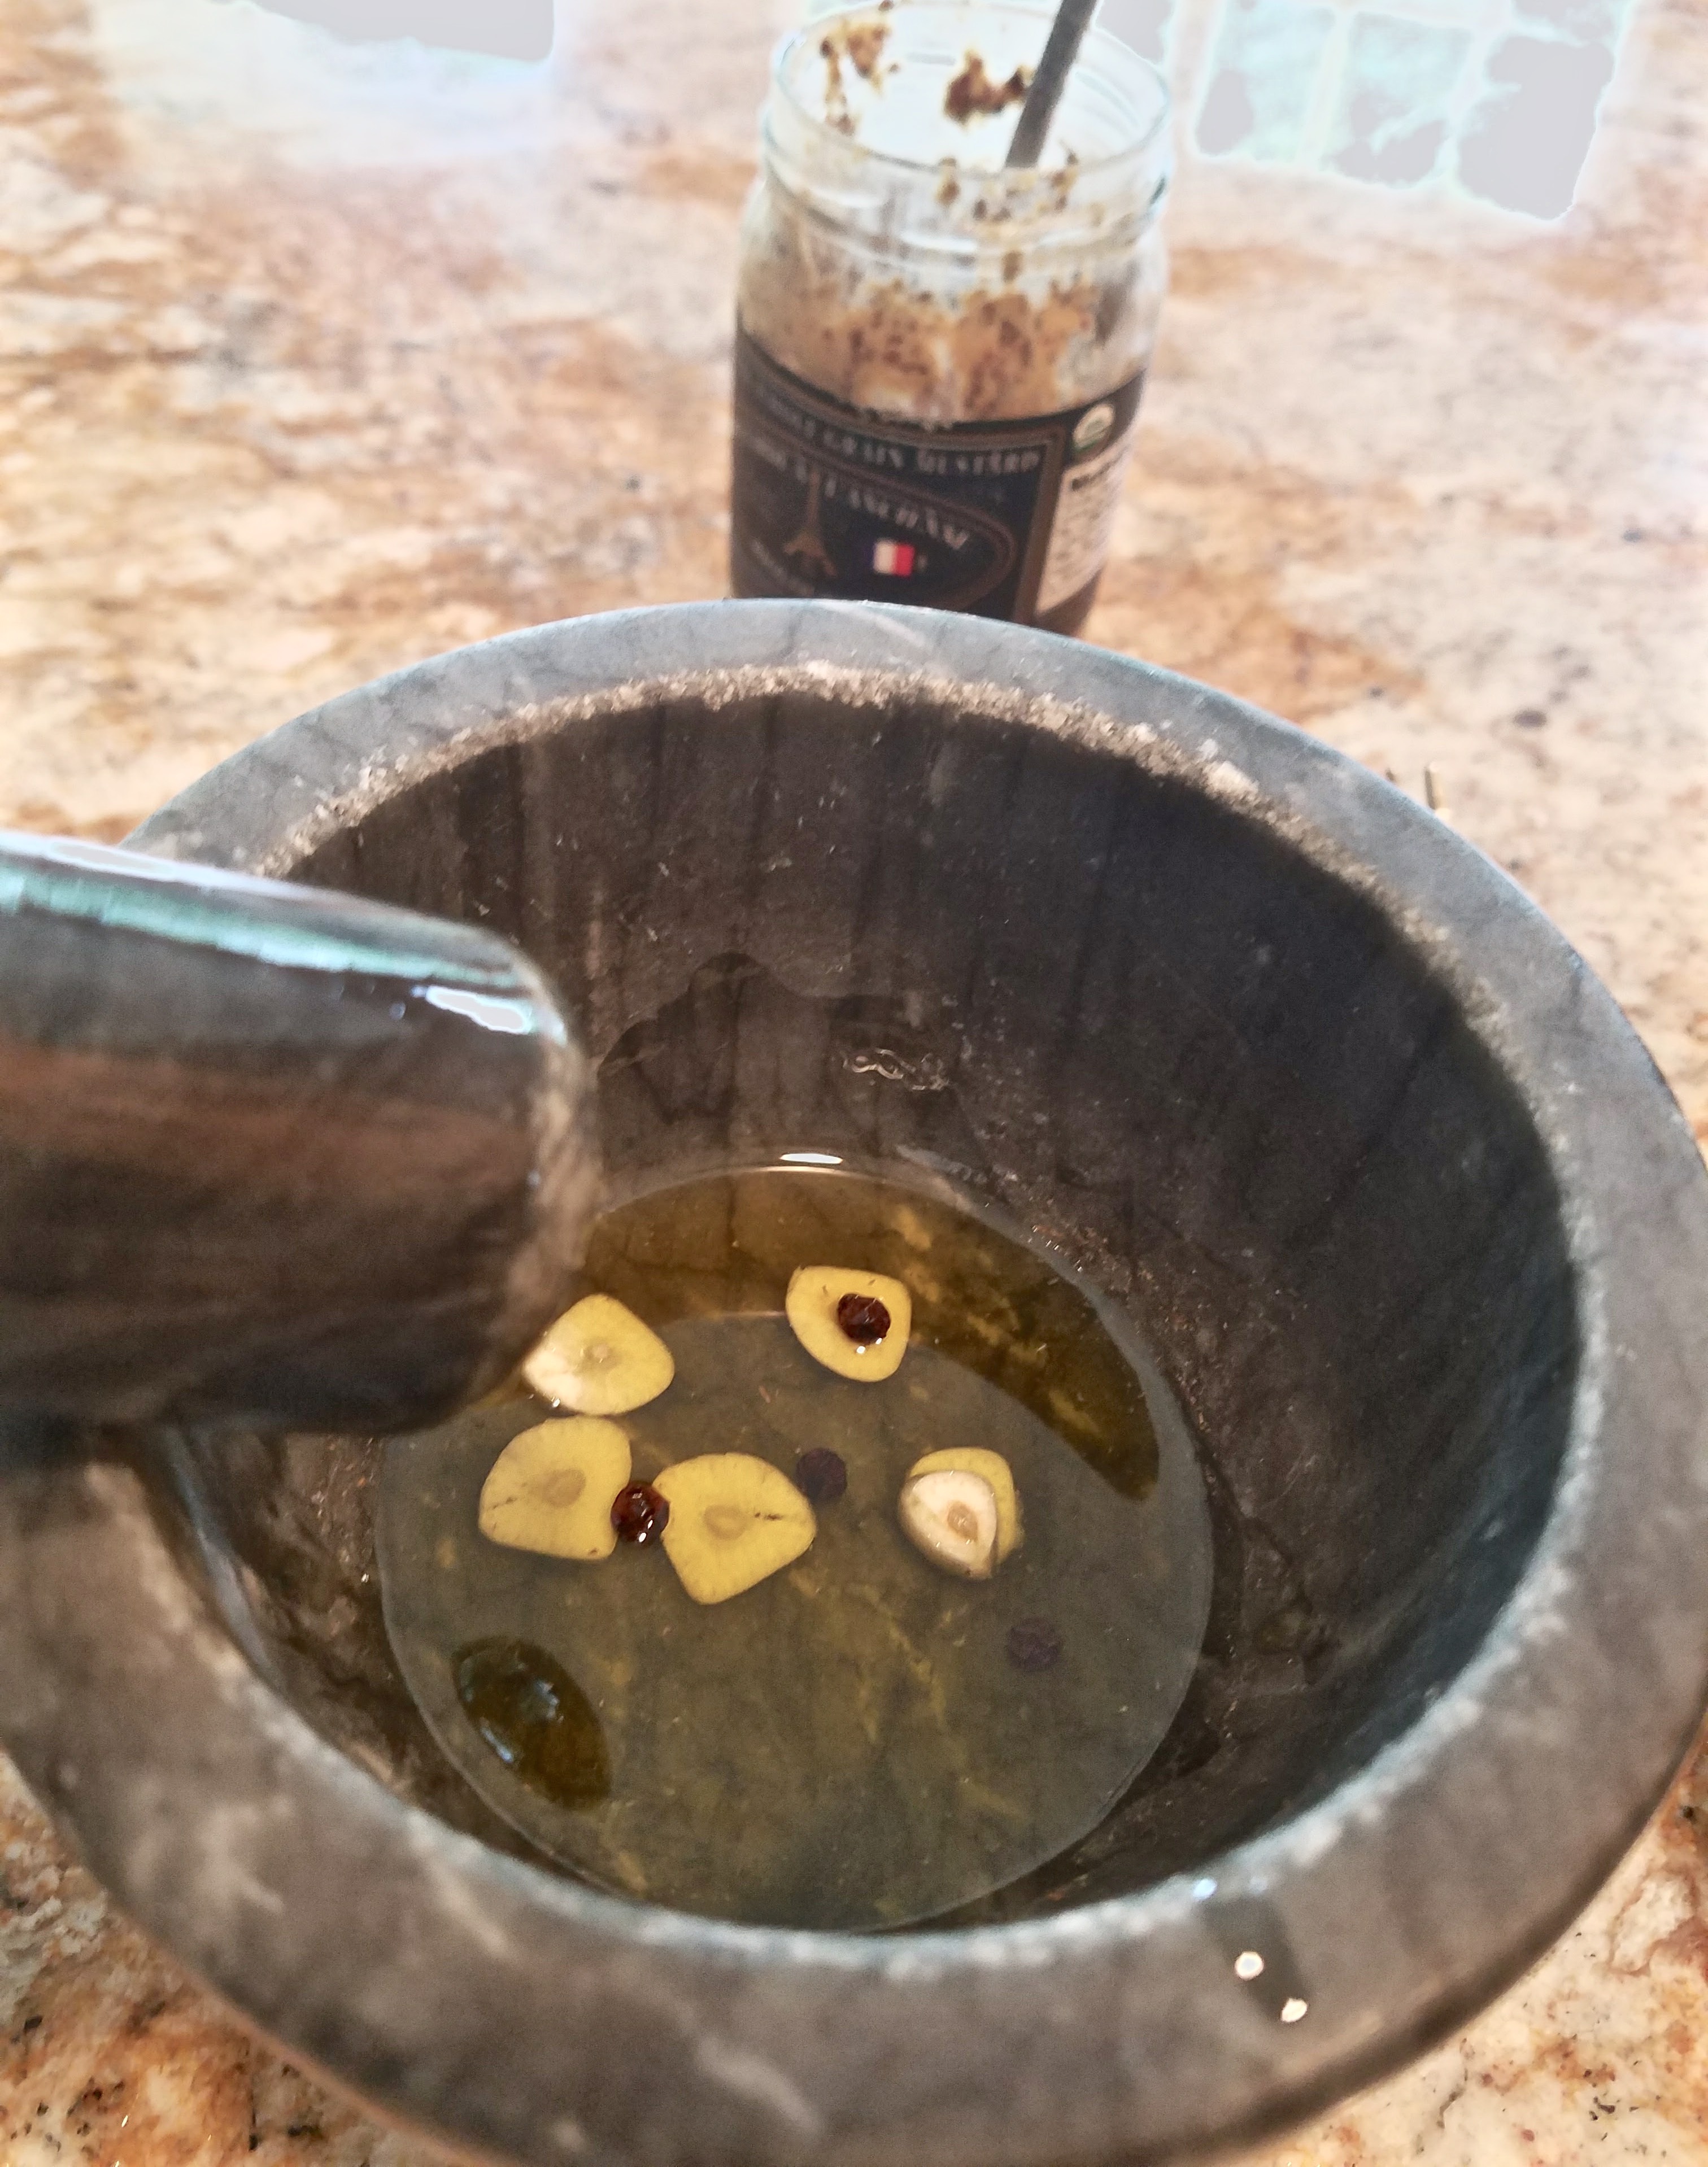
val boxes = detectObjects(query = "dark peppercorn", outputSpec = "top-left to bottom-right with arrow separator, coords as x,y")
611,1481 -> 670,1544
1006,1617 -> 1063,1672
836,1291 -> 891,1345
795,1447 -> 848,1504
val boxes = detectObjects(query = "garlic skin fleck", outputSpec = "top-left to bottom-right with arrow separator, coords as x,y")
897,1467 -> 1000,1581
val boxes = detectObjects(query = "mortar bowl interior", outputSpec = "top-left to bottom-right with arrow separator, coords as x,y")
3,601 -> 1705,2167
154,639 -> 1571,1909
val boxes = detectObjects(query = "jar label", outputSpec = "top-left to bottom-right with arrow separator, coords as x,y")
730,328 -> 1145,626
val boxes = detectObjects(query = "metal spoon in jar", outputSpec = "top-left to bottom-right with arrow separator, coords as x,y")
1005,0 -> 1099,168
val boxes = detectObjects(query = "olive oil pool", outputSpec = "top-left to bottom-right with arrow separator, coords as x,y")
378,1166 -> 1212,1930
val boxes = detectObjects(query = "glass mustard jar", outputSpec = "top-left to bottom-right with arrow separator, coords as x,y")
731,1 -> 1171,635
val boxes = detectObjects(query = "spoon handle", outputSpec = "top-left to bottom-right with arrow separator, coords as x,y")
1005,0 -> 1099,168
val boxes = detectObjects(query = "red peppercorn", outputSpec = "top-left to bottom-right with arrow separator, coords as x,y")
611,1481 -> 670,1545
835,1291 -> 891,1345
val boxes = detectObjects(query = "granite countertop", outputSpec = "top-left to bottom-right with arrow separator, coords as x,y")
2,0 -> 1706,2158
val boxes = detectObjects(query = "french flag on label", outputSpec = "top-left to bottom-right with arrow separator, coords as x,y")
872,539 -> 916,577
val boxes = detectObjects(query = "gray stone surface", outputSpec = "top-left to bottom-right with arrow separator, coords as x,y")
0,834 -> 596,1430
1,600 -> 1705,2167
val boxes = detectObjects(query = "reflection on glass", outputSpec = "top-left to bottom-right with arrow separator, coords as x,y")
1187,0 -> 1629,216
250,0 -> 553,62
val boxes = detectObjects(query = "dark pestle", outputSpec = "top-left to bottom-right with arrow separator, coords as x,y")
0,832 -> 598,1431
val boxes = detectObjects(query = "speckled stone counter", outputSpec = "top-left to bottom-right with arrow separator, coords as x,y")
2,0 -> 1705,2158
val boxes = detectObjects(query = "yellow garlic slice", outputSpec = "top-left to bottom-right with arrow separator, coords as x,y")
523,1293 -> 674,1415
477,1417 -> 632,1561
785,1265 -> 911,1381
655,1453 -> 817,1604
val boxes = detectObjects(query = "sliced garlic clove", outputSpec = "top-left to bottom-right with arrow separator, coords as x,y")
905,1447 -> 1021,1560
523,1293 -> 674,1415
655,1452 -> 817,1604
477,1416 -> 633,1560
897,1467 -> 999,1581
785,1265 -> 912,1381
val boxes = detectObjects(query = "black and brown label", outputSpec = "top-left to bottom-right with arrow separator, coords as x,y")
730,328 -> 1145,625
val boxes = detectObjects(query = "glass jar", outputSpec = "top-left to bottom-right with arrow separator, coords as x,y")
731,1 -> 1171,635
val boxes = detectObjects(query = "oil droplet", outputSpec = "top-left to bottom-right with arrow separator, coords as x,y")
454,1637 -> 611,1808
1207,1894 -> 1314,2025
